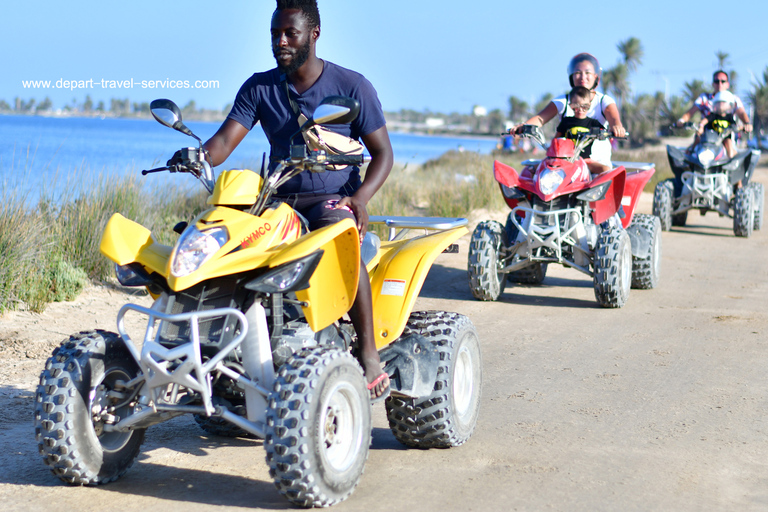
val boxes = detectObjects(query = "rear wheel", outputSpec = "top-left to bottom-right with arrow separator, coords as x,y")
593,226 -> 632,308
467,221 -> 507,301
733,187 -> 754,237
265,347 -> 370,508
34,330 -> 145,485
386,311 -> 482,448
630,214 -> 662,290
652,181 -> 672,231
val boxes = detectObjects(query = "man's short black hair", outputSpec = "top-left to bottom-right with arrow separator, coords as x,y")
276,0 -> 321,28
570,86 -> 591,101
713,70 -> 729,82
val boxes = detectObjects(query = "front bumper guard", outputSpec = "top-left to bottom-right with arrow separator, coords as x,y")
676,171 -> 732,216
505,205 -> 592,275
109,304 -> 268,437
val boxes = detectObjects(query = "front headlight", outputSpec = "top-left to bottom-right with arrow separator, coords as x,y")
538,168 -> 566,195
576,181 -> 612,202
698,149 -> 715,167
171,226 -> 229,277
245,251 -> 324,294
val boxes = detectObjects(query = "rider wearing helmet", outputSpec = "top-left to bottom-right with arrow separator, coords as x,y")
697,90 -> 739,157
510,53 -> 626,174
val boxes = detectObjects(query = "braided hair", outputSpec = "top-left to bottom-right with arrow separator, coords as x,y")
276,0 -> 321,28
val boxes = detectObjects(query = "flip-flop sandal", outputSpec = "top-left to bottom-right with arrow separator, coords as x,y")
367,372 -> 390,404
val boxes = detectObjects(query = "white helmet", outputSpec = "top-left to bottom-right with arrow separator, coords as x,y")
712,90 -> 736,114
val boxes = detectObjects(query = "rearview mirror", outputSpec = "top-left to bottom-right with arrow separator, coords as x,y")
150,99 -> 200,142
300,96 -> 360,132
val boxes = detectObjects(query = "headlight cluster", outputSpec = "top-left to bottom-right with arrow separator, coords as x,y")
698,149 -> 715,167
171,226 -> 229,277
538,168 -> 566,195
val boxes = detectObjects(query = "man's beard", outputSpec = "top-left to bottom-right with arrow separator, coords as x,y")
274,39 -> 311,75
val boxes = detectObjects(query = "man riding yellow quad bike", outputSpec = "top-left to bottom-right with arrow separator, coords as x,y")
34,97 -> 482,508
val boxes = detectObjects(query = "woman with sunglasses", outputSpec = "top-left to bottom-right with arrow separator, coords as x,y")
510,53 -> 626,172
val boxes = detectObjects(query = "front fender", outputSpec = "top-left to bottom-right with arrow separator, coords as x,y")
368,226 -> 467,349
99,213 -> 172,276
276,219 -> 360,332
590,167 -> 626,225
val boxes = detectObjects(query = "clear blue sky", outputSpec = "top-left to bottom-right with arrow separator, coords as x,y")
4,0 -> 768,115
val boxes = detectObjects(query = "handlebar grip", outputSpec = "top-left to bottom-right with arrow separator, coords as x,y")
325,154 -> 370,166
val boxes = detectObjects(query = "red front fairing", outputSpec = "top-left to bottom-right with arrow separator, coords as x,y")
619,168 -> 656,227
494,156 -> 591,203
493,158 -> 637,225
589,167 -> 625,225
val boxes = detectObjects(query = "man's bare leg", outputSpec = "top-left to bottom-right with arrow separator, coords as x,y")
348,263 -> 389,399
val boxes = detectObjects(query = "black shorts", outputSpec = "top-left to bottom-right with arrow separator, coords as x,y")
280,194 -> 356,231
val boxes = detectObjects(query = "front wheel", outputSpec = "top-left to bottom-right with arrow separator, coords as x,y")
467,220 -> 507,301
265,347 -> 371,508
386,311 -> 482,448
733,187 -> 754,237
34,330 -> 145,485
629,214 -> 662,290
652,181 -> 672,231
593,226 -> 632,308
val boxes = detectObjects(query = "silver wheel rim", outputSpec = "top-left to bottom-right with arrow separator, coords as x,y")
652,228 -> 661,278
87,367 -> 135,453
620,237 -> 632,294
319,381 -> 365,474
453,344 -> 475,422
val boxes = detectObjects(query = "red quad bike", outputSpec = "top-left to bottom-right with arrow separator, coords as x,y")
468,126 -> 660,308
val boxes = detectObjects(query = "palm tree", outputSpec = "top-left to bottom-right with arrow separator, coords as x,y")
660,95 -> 690,131
682,79 -> 707,104
617,37 -> 644,73
507,96 -> 530,123
715,50 -> 730,69
747,66 -> 768,137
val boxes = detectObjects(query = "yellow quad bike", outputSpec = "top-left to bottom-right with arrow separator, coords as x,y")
33,97 -> 482,508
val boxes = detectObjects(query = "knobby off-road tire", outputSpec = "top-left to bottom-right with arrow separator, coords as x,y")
34,330 -> 145,485
386,311 -> 482,449
733,187 -> 754,237
652,181 -> 673,231
748,182 -> 764,230
265,347 -> 371,508
467,220 -> 507,301
593,226 -> 632,308
630,214 -> 662,290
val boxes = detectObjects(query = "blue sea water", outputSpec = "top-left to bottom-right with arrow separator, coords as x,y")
0,114 -> 498,204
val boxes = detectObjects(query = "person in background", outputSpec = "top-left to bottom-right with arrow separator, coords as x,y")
676,70 -> 752,137
696,90 -> 739,158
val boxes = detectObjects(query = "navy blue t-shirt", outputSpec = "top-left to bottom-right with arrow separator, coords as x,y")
227,61 -> 386,196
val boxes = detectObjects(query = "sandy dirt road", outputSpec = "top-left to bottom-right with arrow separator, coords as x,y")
1,166 -> 766,512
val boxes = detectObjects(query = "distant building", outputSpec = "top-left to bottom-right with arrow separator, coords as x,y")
472,105 -> 487,117
425,117 -> 445,128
